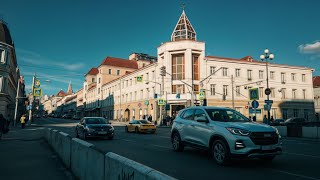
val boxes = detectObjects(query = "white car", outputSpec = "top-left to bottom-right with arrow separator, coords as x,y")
171,106 -> 282,165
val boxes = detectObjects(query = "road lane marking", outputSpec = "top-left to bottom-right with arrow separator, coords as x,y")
158,136 -> 170,139
267,168 -> 320,180
283,152 -> 320,159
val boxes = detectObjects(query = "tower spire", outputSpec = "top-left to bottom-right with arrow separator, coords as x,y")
67,81 -> 73,95
171,4 -> 196,42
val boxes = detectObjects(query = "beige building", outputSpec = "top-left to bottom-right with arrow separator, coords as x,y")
77,9 -> 315,123
313,76 -> 320,121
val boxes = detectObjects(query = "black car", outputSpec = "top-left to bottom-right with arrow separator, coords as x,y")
280,117 -> 307,126
72,115 -> 81,120
270,119 -> 285,126
75,117 -> 114,140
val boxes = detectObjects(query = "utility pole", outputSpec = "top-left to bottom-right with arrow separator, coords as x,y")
14,76 -> 20,127
28,73 -> 36,126
231,75 -> 235,109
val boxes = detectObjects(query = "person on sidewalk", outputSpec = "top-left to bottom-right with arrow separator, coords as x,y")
0,114 -> 6,140
263,115 -> 268,124
20,115 -> 26,129
253,116 -> 256,122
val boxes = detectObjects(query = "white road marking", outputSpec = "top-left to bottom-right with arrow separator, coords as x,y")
283,152 -> 320,159
267,168 -> 320,180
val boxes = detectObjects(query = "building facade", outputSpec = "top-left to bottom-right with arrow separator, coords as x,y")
0,20 -> 26,120
313,76 -> 320,121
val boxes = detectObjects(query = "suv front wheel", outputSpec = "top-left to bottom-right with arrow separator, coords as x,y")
172,132 -> 184,152
212,140 -> 230,165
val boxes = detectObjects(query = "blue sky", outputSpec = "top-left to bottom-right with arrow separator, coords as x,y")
1,0 -> 320,96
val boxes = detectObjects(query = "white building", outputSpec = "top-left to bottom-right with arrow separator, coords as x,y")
313,76 -> 320,121
80,9 -> 315,122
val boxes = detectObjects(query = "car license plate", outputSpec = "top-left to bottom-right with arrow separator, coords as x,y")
98,132 -> 107,135
261,145 -> 275,150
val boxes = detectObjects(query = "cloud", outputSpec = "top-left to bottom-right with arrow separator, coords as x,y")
17,49 -> 85,71
299,41 -> 320,54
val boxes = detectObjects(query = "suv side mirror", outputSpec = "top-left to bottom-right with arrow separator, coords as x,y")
195,116 -> 209,123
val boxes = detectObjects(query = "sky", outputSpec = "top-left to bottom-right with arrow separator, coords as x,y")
1,0 -> 320,96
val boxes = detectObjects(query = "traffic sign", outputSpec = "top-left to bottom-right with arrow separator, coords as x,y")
33,88 -> 42,97
144,100 -> 149,106
138,103 -> 142,107
264,104 -> 272,111
264,100 -> 273,104
35,79 -> 40,88
136,76 -> 143,83
245,105 -> 248,109
158,98 -> 165,106
249,108 -> 262,114
199,92 -> 205,100
265,88 -> 271,95
251,100 -> 259,109
249,88 -> 259,100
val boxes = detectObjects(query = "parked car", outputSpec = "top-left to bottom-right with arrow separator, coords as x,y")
270,119 -> 285,126
72,115 -> 81,120
280,117 -> 307,126
75,117 -> 114,140
171,106 -> 282,165
62,114 -> 67,119
126,120 -> 156,133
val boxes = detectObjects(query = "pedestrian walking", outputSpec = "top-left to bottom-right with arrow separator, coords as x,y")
252,116 -> 256,122
270,116 -> 274,123
263,115 -> 268,124
0,114 -> 6,140
20,114 -> 26,129
248,116 -> 252,121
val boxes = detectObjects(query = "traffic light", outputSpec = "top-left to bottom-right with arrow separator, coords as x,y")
160,66 -> 166,76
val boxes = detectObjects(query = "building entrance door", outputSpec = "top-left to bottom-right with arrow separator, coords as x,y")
124,109 -> 130,122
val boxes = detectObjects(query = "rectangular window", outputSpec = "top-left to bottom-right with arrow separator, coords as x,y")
193,85 -> 199,94
98,78 -> 100,84
152,71 -> 155,79
259,70 -> 264,79
98,88 -> 100,94
0,76 -> 3,92
235,69 -> 240,77
172,54 -> 185,80
302,74 -> 306,82
223,85 -> 228,96
134,91 -> 137,101
304,109 -> 309,120
291,73 -> 296,81
259,87 -> 264,98
281,73 -> 286,83
282,109 -> 288,119
281,89 -> 286,99
302,89 -> 306,99
130,79 -> 132,86
270,71 -> 275,80
236,86 -> 240,96
210,66 -> 216,75
130,92 -> 132,102
210,84 -> 215,96
140,90 -> 143,99
0,49 -> 5,64
292,89 -> 297,99
109,69 -> 112,74
146,88 -> 150,98
271,88 -> 275,98
172,85 -> 185,94
222,68 -> 228,76
247,70 -> 252,80
193,55 -> 199,80
117,70 -> 120,75
92,78 -> 95,82
126,80 -> 128,87
293,109 -> 299,117
146,73 -> 149,81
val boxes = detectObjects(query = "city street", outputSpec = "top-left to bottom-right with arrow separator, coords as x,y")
35,117 -> 320,180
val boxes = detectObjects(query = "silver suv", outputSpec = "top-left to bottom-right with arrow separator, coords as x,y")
171,106 -> 282,165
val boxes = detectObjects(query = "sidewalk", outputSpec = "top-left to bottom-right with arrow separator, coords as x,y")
0,125 -> 74,180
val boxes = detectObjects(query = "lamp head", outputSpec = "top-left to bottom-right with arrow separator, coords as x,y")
260,54 -> 265,60
264,48 -> 269,54
269,53 -> 274,60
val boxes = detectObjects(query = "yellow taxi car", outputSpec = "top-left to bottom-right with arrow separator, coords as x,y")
126,120 -> 156,133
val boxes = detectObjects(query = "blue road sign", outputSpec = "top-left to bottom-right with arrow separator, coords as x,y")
249,88 -> 259,100
264,100 -> 273,104
251,100 -> 259,109
249,108 -> 262,114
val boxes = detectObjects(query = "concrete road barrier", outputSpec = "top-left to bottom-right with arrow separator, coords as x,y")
105,152 -> 176,180
86,146 -> 105,180
302,127 -> 318,138
52,130 -> 59,151
58,132 -> 72,168
273,126 -> 287,137
45,128 -> 52,141
71,138 -> 94,180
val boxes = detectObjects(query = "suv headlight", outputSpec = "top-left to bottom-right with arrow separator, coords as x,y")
226,128 -> 250,136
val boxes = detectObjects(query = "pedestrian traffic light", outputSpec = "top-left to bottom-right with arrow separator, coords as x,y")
160,66 -> 166,76
176,93 -> 180,99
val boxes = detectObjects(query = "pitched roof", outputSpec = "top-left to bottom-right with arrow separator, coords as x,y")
171,10 -> 196,41
313,76 -> 320,87
101,56 -> 138,69
0,20 -> 13,46
87,68 -> 99,75
56,90 -> 66,97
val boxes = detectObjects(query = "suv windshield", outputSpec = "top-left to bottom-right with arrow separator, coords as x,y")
205,109 -> 250,122
85,118 -> 107,124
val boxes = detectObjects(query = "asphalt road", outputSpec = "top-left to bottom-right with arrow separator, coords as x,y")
35,117 -> 320,180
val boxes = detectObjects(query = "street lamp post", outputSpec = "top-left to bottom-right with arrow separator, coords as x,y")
260,48 -> 275,121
